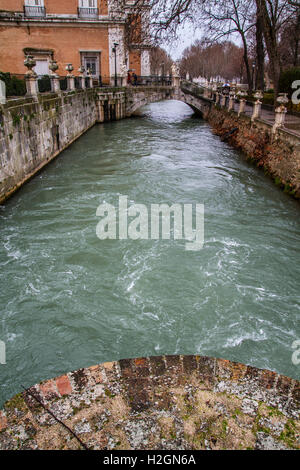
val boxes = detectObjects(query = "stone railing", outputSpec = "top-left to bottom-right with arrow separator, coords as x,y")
181,79 -> 205,97
203,86 -> 290,134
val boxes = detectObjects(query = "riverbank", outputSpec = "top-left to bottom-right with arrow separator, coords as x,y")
206,105 -> 300,199
1,84 -> 300,203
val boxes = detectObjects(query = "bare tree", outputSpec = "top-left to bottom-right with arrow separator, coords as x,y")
256,0 -> 295,97
255,1 -> 265,90
126,0 -> 298,95
199,1 -> 256,93
180,40 -> 245,81
150,46 -> 173,74
280,3 -> 300,67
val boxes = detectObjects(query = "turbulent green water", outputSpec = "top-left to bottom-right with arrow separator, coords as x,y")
0,100 -> 299,406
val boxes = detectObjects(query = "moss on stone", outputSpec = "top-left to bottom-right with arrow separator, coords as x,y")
4,393 -> 26,412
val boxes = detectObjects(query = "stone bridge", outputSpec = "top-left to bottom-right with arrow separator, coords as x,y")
123,81 -> 212,118
0,355 -> 299,450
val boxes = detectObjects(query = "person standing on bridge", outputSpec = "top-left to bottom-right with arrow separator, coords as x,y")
133,72 -> 138,87
127,71 -> 132,86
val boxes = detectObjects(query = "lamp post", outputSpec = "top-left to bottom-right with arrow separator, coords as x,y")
161,61 -> 165,85
112,42 -> 119,87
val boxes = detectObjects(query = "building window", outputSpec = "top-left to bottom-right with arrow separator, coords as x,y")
81,52 -> 101,78
23,48 -> 53,75
24,0 -> 46,17
34,59 -> 49,76
78,1 -> 99,19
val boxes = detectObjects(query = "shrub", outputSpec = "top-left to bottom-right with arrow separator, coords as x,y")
278,67 -> 300,99
262,93 -> 274,105
0,71 -> 26,97
37,75 -> 51,93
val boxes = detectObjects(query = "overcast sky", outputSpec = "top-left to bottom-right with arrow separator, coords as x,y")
162,23 -> 241,61
162,24 -> 201,60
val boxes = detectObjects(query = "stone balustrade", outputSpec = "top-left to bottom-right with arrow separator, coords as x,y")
207,86 -> 288,130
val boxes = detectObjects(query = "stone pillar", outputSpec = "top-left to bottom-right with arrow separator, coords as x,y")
252,100 -> 261,120
108,26 -> 126,87
273,105 -> 287,132
0,79 -> 6,105
25,74 -> 38,96
251,91 -> 263,121
272,94 -> 289,132
89,76 -> 93,89
98,100 -> 104,122
121,64 -> 127,87
67,75 -> 75,91
238,99 -> 246,116
81,76 -> 86,90
215,92 -> 220,105
141,49 -> 151,77
228,93 -> 235,111
24,55 -> 39,97
78,66 -> 85,90
220,94 -> 226,107
49,60 -> 60,93
65,64 -> 75,91
50,75 -> 60,93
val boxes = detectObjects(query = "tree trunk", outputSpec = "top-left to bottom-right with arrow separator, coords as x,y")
241,33 -> 252,94
293,10 -> 300,66
256,4 -> 265,90
257,0 -> 281,99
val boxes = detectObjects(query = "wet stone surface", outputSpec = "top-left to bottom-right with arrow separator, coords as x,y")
0,356 -> 299,450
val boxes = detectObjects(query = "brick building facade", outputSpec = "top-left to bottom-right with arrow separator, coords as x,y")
0,0 -> 151,84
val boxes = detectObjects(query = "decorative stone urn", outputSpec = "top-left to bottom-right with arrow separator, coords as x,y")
49,60 -> 60,93
273,93 -> 289,132
49,60 -> 59,76
24,55 -> 38,96
276,93 -> 289,107
24,55 -> 37,76
237,90 -> 247,115
65,63 -> 74,76
254,90 -> 263,101
65,64 -> 75,91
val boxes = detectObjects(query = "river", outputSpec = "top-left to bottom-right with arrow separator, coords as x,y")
0,100 -> 299,406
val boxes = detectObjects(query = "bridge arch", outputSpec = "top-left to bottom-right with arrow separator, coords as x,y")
125,85 -> 212,118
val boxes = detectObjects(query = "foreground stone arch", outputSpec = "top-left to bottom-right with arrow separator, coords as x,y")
0,355 -> 299,450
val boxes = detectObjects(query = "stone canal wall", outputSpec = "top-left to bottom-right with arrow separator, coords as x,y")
0,356 -> 299,450
1,83 -> 300,204
0,88 -> 127,204
206,106 -> 300,199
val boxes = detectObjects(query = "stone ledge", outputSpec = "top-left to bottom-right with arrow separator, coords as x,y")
0,355 -> 299,450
